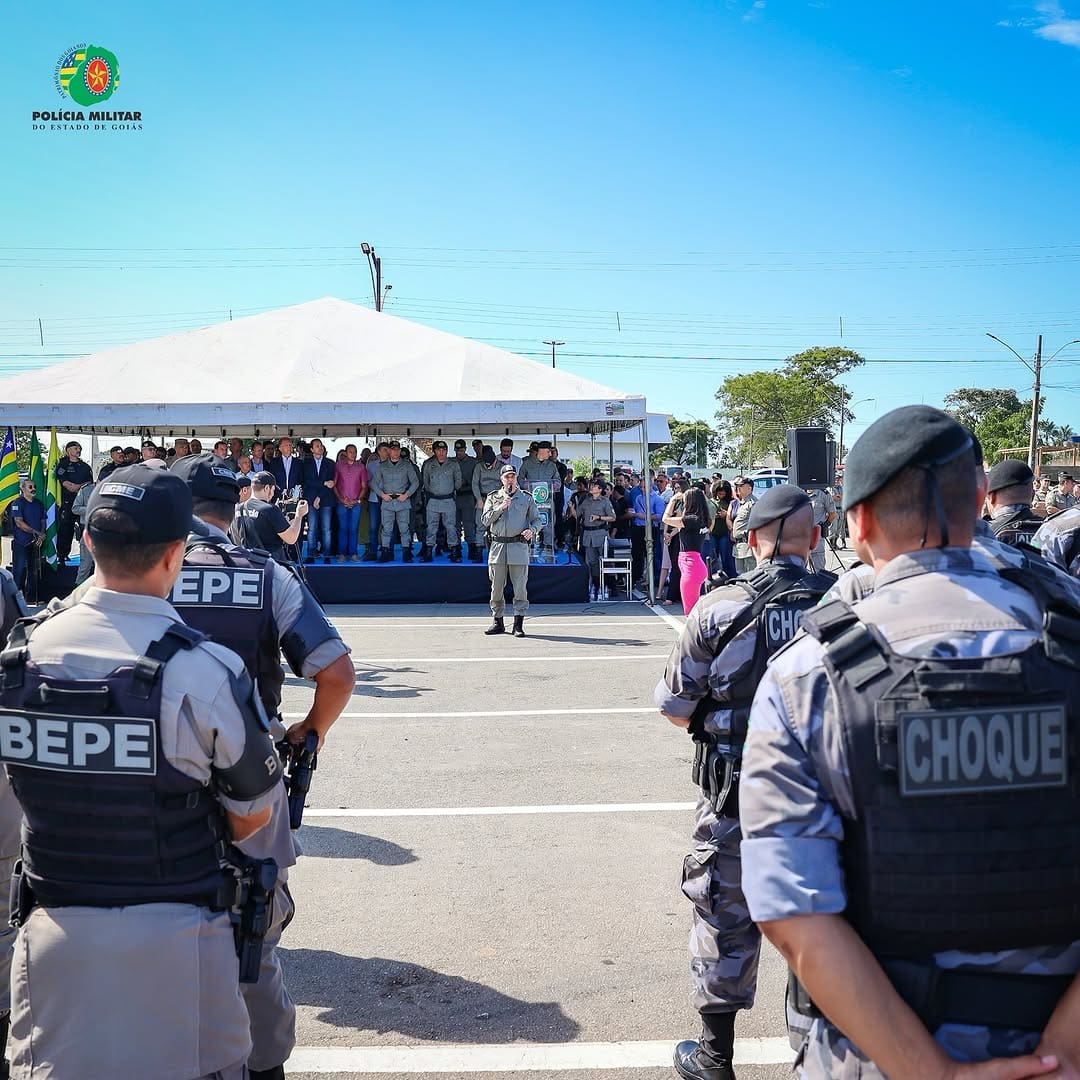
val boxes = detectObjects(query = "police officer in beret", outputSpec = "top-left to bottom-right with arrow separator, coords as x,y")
481,464 -> 541,637
740,405 -> 1080,1079
655,485 -> 835,1080
984,459 -> 1042,549
169,454 -> 355,1079
0,465 -> 282,1079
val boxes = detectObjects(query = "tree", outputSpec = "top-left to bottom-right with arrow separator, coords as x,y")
942,388 -> 1024,431
1039,419 -> 1075,446
649,418 -> 721,468
713,347 -> 865,467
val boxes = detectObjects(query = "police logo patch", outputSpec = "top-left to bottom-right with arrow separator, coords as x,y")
764,604 -> 805,652
211,467 -> 237,479
99,482 -> 146,501
898,703 -> 1067,797
0,711 -> 157,775
169,566 -> 265,608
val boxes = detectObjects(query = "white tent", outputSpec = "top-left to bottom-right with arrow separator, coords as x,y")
0,298 -> 647,438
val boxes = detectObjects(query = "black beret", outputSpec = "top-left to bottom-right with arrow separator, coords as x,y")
842,406 -> 972,512
482,446 -> 496,465
252,470 -> 276,486
986,458 -> 1033,494
87,465 -> 192,546
537,440 -> 552,449
170,453 -> 243,504
745,484 -> 811,531
454,439 -> 467,449
109,445 -> 123,453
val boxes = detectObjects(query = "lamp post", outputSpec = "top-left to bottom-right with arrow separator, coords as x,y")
542,340 -> 565,369
361,242 -> 385,311
986,334 -> 1080,469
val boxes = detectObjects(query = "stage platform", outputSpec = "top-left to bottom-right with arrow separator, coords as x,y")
303,558 -> 590,605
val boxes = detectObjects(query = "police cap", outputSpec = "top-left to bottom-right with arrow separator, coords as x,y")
109,444 -> 123,454
432,440 -> 448,450
986,458 -> 1034,494
1060,472 -> 1075,482
388,440 -> 401,449
454,439 -> 467,449
86,465 -> 192,546
170,453 -> 243,503
236,473 -> 252,488
252,470 -> 276,487
745,484 -> 811,531
500,464 -> 517,476
141,439 -> 157,449
841,406 -> 972,512
537,440 -> 552,450
528,441 -> 540,451
482,446 -> 496,465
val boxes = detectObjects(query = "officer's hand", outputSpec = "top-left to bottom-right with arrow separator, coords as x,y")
476,499 -> 483,510
381,493 -> 391,501
296,500 -> 309,517
285,719 -> 326,752
941,1054 -> 1059,1080
396,493 -> 409,502
522,528 -> 534,541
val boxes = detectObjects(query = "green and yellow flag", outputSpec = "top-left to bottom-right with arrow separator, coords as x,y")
0,428 -> 19,515
28,431 -> 46,500
42,429 -> 62,568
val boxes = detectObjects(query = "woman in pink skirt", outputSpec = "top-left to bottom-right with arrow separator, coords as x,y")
666,487 -> 711,612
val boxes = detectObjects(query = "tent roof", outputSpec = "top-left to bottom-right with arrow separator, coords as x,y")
0,298 -> 647,437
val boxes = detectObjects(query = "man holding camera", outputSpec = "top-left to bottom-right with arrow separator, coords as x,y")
481,464 -> 541,637
232,472 -> 308,563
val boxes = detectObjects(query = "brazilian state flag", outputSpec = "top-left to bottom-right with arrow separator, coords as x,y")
0,427 -> 19,516
67,45 -> 120,106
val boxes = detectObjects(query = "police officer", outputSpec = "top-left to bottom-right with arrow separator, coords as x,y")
233,472 -> 309,563
739,406 -> 1080,1079
54,439 -> 93,562
1033,506 -> 1080,579
655,485 -> 834,1080
805,486 -> 836,572
420,440 -> 463,563
481,465 -> 541,637
518,440 -> 561,547
0,465 -> 282,1079
576,478 -> 616,599
371,441 -> 418,562
169,454 -> 355,1080
472,446 -> 503,558
1047,471 -> 1077,515
984,458 -> 1042,548
453,439 -> 481,561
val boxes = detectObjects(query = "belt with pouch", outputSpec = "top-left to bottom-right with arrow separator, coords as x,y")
493,533 -> 530,544
691,736 -> 740,817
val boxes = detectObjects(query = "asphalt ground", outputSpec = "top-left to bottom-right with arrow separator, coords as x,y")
275,584 -> 846,1079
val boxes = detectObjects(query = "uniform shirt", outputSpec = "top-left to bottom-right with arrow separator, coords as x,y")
518,457 -> 560,488
481,488 -> 541,565
10,587 -> 279,1079
54,458 -> 92,506
9,496 -> 44,547
472,462 -> 502,502
1046,487 -> 1077,513
655,554 -> 807,740
730,494 -> 757,557
421,457 -> 462,499
575,495 -> 614,546
740,546 -> 1080,1073
1033,506 -> 1080,578
97,460 -> 123,482
454,453 -> 478,492
371,458 -> 418,499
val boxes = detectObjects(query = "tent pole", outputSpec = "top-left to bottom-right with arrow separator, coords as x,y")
640,418 -> 655,606
608,429 -> 614,482
590,430 -> 595,471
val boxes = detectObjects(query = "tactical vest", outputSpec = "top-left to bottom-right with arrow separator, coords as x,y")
694,564 -> 837,745
0,621 -> 235,910
801,569 -> 1080,957
990,506 -> 1043,549
171,533 -> 283,719
0,572 -> 27,647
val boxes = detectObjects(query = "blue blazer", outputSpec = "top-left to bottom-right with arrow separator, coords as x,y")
268,455 -> 303,495
302,455 -> 337,507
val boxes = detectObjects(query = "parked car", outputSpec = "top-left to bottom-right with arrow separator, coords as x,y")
748,468 -> 787,495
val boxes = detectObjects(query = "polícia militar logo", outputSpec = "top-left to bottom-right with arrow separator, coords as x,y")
54,44 -> 120,104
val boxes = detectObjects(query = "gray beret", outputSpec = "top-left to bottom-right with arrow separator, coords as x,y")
842,406 -> 972,512
745,484 -> 811,530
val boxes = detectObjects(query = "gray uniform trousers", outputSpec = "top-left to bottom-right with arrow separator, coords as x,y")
808,545 -> 827,573
456,494 -> 477,544
489,560 -> 530,617
241,874 -> 296,1072
681,795 -> 761,1014
425,497 -> 457,549
380,499 -> 412,549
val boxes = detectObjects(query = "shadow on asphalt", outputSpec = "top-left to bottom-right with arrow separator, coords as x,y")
283,666 -> 434,699
517,634 -> 653,647
299,825 -> 418,866
281,948 -> 581,1042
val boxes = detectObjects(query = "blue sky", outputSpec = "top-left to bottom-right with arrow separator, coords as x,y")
3,0 -> 1079,442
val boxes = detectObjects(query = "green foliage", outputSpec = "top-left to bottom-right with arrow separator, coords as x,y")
568,456 -> 594,479
650,418 -> 720,469
942,388 -> 1024,431
713,347 -> 865,466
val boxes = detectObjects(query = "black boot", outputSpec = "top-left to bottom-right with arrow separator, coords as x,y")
484,617 -> 505,635
469,543 -> 483,563
377,547 -> 393,563
402,545 -> 414,563
362,546 -> 378,562
420,545 -> 433,563
449,546 -> 463,563
249,1068 -> 285,1080
512,615 -> 525,637
673,1012 -> 736,1080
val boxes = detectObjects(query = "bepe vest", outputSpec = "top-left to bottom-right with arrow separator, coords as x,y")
802,574 -> 1080,957
0,622 -> 235,910
171,533 -> 284,719
990,506 -> 1043,550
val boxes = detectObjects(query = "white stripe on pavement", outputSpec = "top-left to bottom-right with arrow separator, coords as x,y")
329,619 -> 670,627
353,654 -> 667,664
287,1037 -> 794,1072
281,707 -> 657,719
303,802 -> 696,818
649,604 -> 686,634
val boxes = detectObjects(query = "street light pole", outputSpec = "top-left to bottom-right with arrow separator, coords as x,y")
361,242 -> 385,311
542,340 -> 565,369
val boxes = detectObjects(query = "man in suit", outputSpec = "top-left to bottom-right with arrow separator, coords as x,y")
302,437 -> 337,563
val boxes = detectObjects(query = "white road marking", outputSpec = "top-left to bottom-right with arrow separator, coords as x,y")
352,654 -> 667,665
303,801 -> 696,818
287,1037 -> 794,1072
281,706 -> 657,719
649,604 -> 686,635
329,618 -> 669,627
